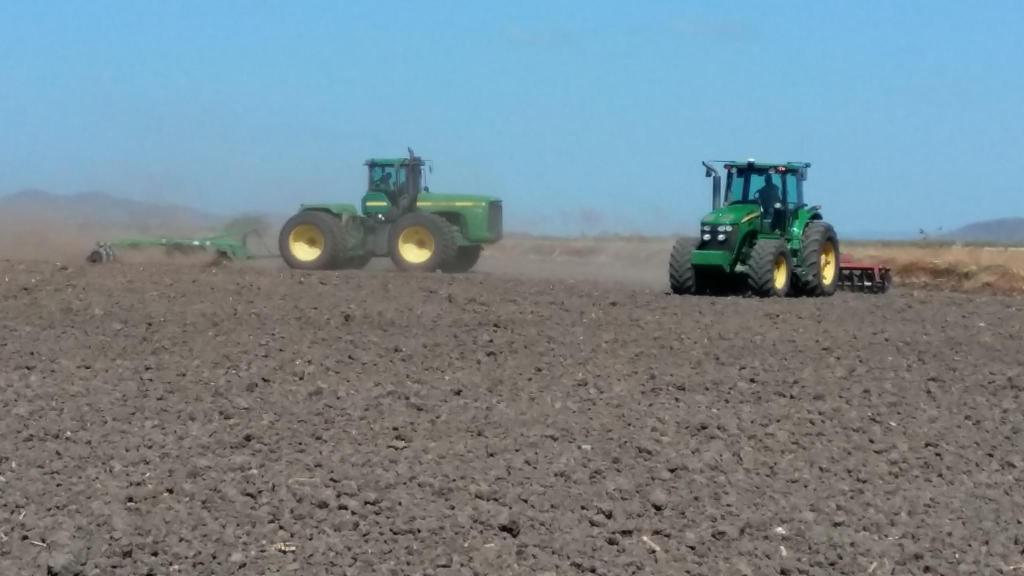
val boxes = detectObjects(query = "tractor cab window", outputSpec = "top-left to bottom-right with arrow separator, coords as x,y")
725,170 -> 786,207
369,165 -> 399,192
394,164 -> 408,193
725,169 -> 761,204
783,172 -> 800,207
752,173 -> 781,208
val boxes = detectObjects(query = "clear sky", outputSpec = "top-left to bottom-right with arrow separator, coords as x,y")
2,0 -> 1022,237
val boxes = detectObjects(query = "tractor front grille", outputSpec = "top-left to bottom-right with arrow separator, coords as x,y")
488,200 -> 503,240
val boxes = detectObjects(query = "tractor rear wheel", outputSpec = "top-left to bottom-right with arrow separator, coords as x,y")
797,221 -> 840,296
388,212 -> 458,272
86,248 -> 108,263
440,245 -> 482,273
747,239 -> 792,297
279,210 -> 345,270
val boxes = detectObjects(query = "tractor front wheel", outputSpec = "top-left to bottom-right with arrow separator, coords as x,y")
669,238 -> 699,294
279,210 -> 345,270
440,245 -> 482,273
388,213 -> 458,272
797,221 -> 840,296
747,239 -> 792,297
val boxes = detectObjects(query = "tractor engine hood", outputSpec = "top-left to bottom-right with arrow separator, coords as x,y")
415,192 -> 499,208
701,204 -> 760,226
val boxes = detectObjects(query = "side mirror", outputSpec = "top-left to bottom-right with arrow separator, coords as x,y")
423,186 -> 430,193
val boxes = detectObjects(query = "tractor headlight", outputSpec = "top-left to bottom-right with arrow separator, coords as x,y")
724,225 -> 733,232
716,234 -> 727,241
716,225 -> 726,232
702,225 -> 711,232
702,233 -> 712,241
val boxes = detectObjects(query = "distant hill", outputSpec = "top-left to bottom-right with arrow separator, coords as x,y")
944,218 -> 1024,245
0,189 -> 223,233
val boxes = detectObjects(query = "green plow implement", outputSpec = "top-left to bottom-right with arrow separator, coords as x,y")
86,219 -> 275,264
86,234 -> 251,263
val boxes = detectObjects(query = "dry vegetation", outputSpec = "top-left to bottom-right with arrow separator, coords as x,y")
844,242 -> 1024,296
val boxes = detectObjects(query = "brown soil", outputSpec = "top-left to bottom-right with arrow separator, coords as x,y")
1,260 -> 1023,575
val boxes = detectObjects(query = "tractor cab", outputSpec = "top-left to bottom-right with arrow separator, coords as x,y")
363,149 -> 430,218
367,154 -> 425,198
718,160 -> 811,234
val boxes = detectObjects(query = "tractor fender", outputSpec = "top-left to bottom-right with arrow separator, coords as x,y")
733,229 -> 760,266
298,203 -> 359,218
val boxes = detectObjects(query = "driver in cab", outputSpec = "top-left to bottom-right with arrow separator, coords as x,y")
755,174 -> 780,222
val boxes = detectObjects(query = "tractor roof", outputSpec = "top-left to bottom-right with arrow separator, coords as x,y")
365,157 -> 420,165
722,160 -> 811,171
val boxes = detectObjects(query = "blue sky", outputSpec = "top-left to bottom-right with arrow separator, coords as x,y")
1,0 -> 1022,237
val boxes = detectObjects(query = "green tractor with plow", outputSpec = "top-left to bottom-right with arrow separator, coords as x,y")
278,148 -> 502,273
669,160 -> 840,297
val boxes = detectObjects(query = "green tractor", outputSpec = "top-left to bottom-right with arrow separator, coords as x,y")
669,159 -> 839,297
278,148 -> 502,273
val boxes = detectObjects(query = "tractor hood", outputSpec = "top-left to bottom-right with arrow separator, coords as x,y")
701,203 -> 760,226
415,192 -> 499,208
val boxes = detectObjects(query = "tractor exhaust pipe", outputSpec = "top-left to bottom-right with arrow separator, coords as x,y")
703,161 -> 722,209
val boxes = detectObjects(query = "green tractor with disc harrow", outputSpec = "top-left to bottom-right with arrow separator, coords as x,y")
279,148 -> 502,273
669,159 -> 840,297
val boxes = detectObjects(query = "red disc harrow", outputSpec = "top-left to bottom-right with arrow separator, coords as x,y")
837,254 -> 892,294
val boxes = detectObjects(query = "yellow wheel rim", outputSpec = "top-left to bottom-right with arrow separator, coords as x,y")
820,241 -> 837,285
397,225 -> 435,264
288,224 -> 325,262
773,254 -> 789,290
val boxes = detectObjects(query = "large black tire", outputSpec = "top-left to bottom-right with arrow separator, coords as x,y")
746,239 -> 793,297
669,238 -> 698,294
797,221 -> 840,296
278,210 -> 345,270
440,245 -> 482,273
86,248 -> 108,264
388,212 -> 458,272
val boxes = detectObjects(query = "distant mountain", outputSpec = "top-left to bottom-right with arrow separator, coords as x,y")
944,218 -> 1024,245
0,189 -> 223,233
0,190 -> 230,260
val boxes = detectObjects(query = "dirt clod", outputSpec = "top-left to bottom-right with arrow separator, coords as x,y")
648,488 -> 669,511
47,552 -> 82,576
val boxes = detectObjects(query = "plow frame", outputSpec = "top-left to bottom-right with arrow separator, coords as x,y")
837,256 -> 892,294
86,234 -> 253,264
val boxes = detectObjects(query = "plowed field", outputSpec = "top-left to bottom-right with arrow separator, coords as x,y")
2,260 -> 1023,575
